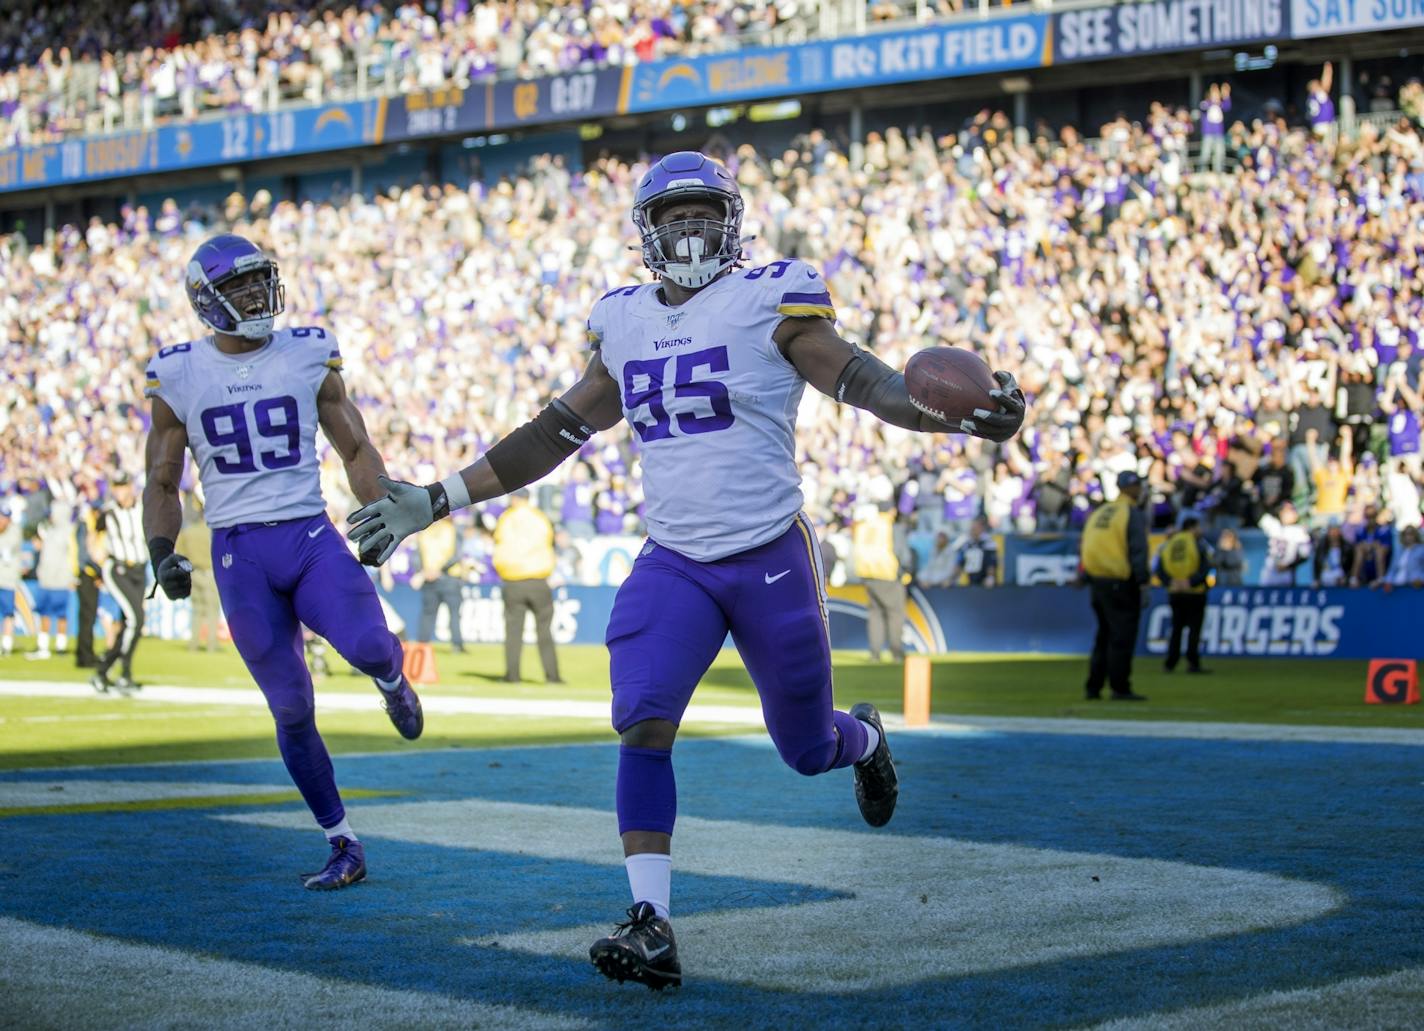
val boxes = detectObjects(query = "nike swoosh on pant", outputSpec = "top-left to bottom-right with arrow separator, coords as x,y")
308,526 -> 325,538
764,570 -> 790,584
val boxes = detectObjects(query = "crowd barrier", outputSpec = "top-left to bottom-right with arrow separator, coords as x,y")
6,534 -> 1416,659
372,582 -> 1423,660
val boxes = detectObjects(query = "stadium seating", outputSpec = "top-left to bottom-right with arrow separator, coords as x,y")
3,95 -> 1422,591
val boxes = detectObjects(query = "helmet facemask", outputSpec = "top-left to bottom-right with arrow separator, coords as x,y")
188,252 -> 285,340
635,191 -> 743,290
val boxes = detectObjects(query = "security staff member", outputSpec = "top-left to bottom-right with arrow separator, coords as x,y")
415,516 -> 466,652
493,490 -> 562,684
852,499 -> 909,663
74,485 -> 105,668
1081,470 -> 1150,701
1156,514 -> 1214,674
91,473 -> 146,694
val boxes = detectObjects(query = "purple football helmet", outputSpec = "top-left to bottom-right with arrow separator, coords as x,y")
185,234 -> 284,340
632,152 -> 744,290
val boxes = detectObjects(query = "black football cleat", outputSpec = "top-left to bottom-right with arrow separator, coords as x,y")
850,702 -> 898,828
1109,691 -> 1149,702
589,902 -> 681,991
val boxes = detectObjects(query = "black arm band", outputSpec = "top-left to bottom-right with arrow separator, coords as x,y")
485,398 -> 597,493
148,536 -> 176,577
833,347 -> 925,431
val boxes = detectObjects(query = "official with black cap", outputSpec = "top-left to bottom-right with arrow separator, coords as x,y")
1080,470 -> 1150,701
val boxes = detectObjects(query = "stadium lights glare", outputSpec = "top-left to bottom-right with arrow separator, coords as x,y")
747,100 -> 801,123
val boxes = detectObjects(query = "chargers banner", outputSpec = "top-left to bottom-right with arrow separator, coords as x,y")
1053,0 -> 1288,62
1291,0 -> 1424,37
371,584 -> 1416,660
623,15 -> 1049,113
12,581 -> 1417,660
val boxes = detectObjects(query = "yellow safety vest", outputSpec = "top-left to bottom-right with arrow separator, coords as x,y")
493,504 -> 555,581
1081,499 -> 1132,580
852,510 -> 900,582
1160,530 -> 1204,593
417,520 -> 463,579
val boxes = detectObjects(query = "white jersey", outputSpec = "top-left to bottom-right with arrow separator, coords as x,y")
588,258 -> 833,562
1258,515 -> 1313,587
0,521 -> 21,590
36,508 -> 75,590
143,327 -> 340,529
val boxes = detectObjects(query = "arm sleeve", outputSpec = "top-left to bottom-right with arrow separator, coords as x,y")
1127,507 -> 1150,584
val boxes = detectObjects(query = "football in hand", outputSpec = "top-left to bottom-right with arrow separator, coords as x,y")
904,346 -> 998,424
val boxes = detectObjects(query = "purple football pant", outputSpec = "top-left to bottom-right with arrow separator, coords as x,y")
212,513 -> 404,830
606,513 -> 868,790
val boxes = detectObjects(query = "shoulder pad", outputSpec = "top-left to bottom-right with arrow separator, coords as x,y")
287,325 -> 342,371
145,340 -> 197,399
740,259 -> 834,320
598,284 -> 644,301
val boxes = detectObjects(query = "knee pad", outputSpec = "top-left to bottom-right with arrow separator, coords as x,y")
269,692 -> 316,733
349,626 -> 400,677
784,738 -> 837,777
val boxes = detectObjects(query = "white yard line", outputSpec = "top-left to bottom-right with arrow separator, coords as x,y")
4,680 -> 1421,758
0,679 -> 767,727
926,714 -> 1424,746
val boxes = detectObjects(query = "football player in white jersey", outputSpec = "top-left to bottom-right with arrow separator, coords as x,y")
142,233 -> 424,890
348,152 -> 1025,985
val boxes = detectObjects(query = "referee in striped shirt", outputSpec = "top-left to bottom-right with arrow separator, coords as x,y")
92,473 -> 146,694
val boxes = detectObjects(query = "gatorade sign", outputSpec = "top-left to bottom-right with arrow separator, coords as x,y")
1365,660 -> 1419,704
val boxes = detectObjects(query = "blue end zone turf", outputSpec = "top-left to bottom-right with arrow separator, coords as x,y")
2,729 -> 1422,1027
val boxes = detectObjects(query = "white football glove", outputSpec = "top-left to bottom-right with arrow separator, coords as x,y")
346,475 -> 437,566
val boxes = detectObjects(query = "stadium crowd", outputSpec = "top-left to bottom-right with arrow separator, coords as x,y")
1,0 -> 832,146
3,93 -> 1424,599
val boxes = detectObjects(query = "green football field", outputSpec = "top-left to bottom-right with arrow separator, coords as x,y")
2,640 -> 1418,770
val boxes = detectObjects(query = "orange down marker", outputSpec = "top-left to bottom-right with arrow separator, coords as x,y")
904,655 -> 932,727
402,641 -> 439,685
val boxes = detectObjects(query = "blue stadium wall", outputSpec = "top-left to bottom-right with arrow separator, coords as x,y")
10,578 -> 1419,660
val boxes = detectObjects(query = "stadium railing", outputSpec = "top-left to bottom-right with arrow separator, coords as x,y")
27,0 -> 1056,144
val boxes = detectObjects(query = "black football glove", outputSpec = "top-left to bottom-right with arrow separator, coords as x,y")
155,552 -> 194,600
959,371 -> 1026,443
